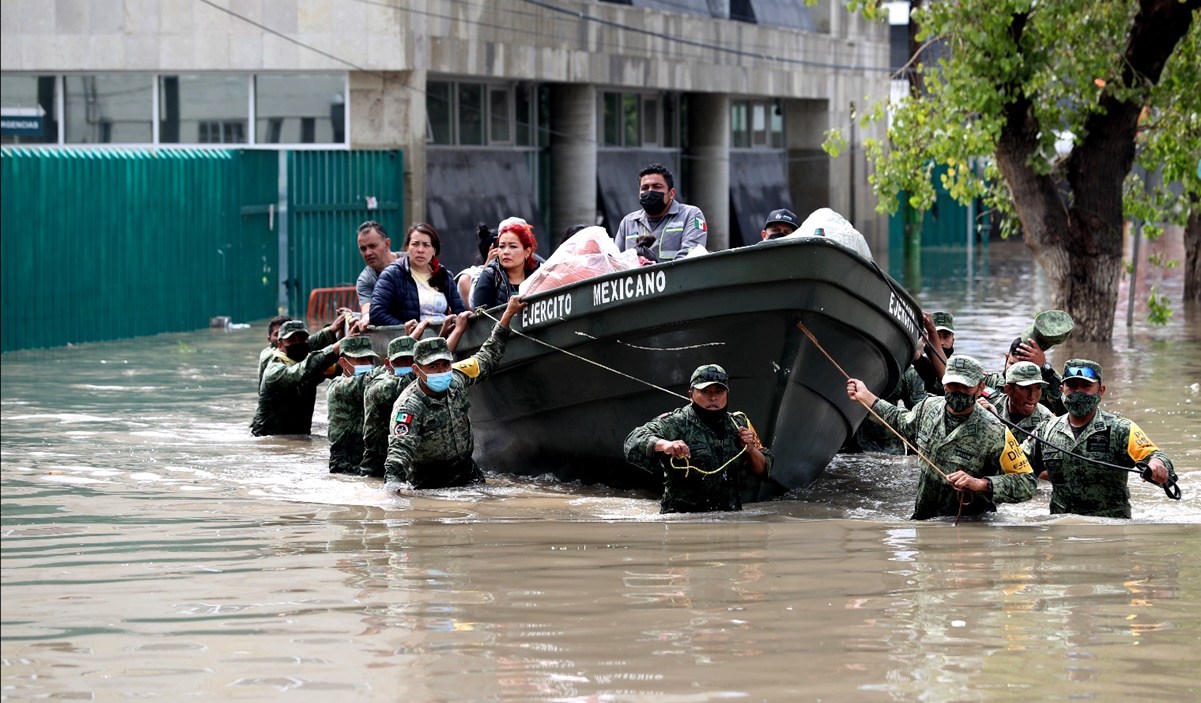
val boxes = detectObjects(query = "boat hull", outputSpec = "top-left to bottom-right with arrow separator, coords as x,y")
370,238 -> 922,494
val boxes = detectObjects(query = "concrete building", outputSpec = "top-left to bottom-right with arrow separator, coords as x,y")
1,0 -> 892,269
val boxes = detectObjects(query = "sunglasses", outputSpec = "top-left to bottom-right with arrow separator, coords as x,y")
693,371 -> 729,385
1064,366 -> 1099,381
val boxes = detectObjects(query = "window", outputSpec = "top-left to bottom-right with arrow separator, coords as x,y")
489,87 -> 511,144
458,83 -> 484,145
731,98 -> 785,149
426,80 -> 536,148
159,75 -> 248,144
1,74 -> 57,145
427,81 -> 453,144
255,74 -> 345,144
64,74 -> 153,144
599,91 -> 668,148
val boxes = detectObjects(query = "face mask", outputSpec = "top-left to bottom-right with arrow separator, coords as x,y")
423,371 -> 454,392
393,365 -> 413,376
944,390 -> 976,413
1063,391 -> 1101,417
352,364 -> 373,376
691,402 -> 728,433
942,345 -> 955,358
285,342 -> 310,361
639,190 -> 666,215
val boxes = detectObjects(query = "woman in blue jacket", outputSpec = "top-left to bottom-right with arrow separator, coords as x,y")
370,223 -> 465,327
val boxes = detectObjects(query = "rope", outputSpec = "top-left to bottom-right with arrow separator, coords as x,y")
666,411 -> 762,477
475,306 -> 689,402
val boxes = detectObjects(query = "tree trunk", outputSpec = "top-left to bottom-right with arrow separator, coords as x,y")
1186,205 -> 1201,302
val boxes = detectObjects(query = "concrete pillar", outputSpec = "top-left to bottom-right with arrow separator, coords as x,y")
686,92 -> 730,250
786,98 -> 830,218
349,70 -> 427,226
549,84 -> 597,244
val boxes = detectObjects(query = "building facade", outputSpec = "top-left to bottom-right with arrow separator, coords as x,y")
2,0 -> 892,271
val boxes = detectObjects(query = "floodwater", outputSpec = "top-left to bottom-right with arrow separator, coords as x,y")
3,238 -> 1199,702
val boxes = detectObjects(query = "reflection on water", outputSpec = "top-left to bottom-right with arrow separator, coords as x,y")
3,239 -> 1199,701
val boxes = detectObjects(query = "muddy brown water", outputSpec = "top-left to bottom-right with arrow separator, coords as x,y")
3,240 -> 1199,702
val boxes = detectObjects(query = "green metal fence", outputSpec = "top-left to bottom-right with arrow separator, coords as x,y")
285,150 -> 404,316
1,148 -> 279,353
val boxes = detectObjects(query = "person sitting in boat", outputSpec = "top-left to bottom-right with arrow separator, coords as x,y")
251,320 -> 345,436
758,208 -> 799,242
349,220 -> 400,334
1020,360 -> 1176,519
370,222 -> 466,329
614,163 -> 707,263
472,218 -> 542,309
326,336 -> 379,474
384,296 -> 527,490
846,355 -> 1038,521
623,364 -> 772,514
455,223 -> 498,310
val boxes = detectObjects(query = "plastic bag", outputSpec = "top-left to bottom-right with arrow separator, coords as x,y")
520,226 -> 640,296
783,208 -> 874,261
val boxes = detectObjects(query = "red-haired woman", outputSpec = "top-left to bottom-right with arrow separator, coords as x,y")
370,223 -> 466,327
471,217 -> 541,309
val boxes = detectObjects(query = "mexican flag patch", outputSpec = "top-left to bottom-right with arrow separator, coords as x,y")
695,217 -> 707,232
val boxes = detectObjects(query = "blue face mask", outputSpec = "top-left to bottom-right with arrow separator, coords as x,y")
423,370 -> 454,392
352,364 -> 374,376
393,365 -> 413,376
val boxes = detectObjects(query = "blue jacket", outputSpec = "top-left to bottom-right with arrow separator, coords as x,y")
370,256 -> 465,327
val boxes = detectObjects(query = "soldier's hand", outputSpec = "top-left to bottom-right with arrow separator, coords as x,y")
655,439 -> 690,459
738,427 -> 757,448
1015,339 -> 1047,367
846,379 -> 877,406
1145,458 -> 1170,485
977,396 -> 997,414
499,295 -> 528,328
947,471 -> 989,492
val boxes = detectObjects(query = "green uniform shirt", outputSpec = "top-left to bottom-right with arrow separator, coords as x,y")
988,390 -> 1055,434
873,396 -> 1037,520
854,364 -> 927,454
1021,410 -> 1175,519
326,370 -> 372,474
624,406 -> 773,514
385,326 -> 510,488
360,368 -> 418,478
250,344 -> 339,436
257,326 -> 337,384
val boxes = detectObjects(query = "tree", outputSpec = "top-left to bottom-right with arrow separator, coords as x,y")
833,0 -> 1200,340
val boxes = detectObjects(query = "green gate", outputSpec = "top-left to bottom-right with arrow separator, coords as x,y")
285,150 -> 404,317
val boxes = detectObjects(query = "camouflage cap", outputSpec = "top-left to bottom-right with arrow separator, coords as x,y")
1062,358 -> 1102,384
690,364 -> 729,390
941,354 -> 984,387
1022,310 -> 1074,350
340,335 -> 378,359
931,311 -> 955,332
1005,361 -> 1046,387
414,337 -> 453,366
278,320 -> 309,340
387,335 -> 419,361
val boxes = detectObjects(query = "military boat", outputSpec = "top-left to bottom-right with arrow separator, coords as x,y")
370,236 -> 922,496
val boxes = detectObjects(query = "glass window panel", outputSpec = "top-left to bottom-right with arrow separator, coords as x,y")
662,93 -> 678,148
602,92 -> 621,146
643,97 -> 659,145
731,101 -> 748,148
489,87 -> 511,144
64,74 -> 153,144
537,84 -> 551,148
458,83 -> 484,145
623,93 -> 640,147
770,102 -> 784,148
1,74 -> 57,144
159,74 -> 248,144
427,81 -> 453,144
515,83 -> 532,146
752,102 -> 768,147
254,73 -> 345,144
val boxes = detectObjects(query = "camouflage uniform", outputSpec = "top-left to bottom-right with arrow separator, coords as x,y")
871,355 -> 1036,520
1020,361 -> 1175,519
257,325 -> 337,384
625,405 -> 773,513
325,336 -> 379,474
988,390 -> 1054,434
384,326 -> 510,488
251,346 -> 339,436
360,336 -> 421,478
852,364 -> 926,454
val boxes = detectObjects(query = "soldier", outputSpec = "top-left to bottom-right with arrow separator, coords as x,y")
326,336 -> 379,474
257,315 -> 292,383
912,311 -> 954,396
251,320 -> 343,436
360,334 -> 422,478
846,355 -> 1037,520
1021,359 -> 1176,518
384,296 -> 526,489
983,361 -> 1055,433
983,311 -> 1073,414
624,364 -> 771,514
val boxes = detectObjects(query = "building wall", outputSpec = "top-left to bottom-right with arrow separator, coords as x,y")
2,0 -> 891,257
